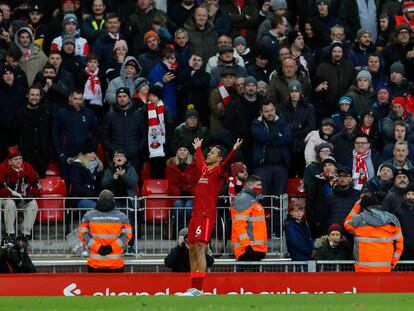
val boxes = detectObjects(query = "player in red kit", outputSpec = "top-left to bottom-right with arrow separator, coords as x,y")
177,137 -> 243,296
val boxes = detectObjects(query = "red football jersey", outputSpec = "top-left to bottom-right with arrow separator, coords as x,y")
192,147 -> 235,219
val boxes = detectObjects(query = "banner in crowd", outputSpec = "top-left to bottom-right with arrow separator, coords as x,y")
2,273 -> 414,296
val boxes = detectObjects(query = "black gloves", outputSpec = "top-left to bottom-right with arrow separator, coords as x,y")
98,245 -> 113,256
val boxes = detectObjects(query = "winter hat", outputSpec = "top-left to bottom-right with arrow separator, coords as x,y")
287,31 -> 302,46
392,96 -> 406,108
361,108 -> 376,120
116,87 -> 130,97
124,59 -> 139,72
62,34 -> 76,46
403,1 -> 414,13
356,70 -> 372,83
337,166 -> 352,176
244,75 -> 257,86
81,139 -> 96,154
404,183 -> 414,195
61,0 -> 76,6
396,168 -> 410,180
288,79 -> 302,93
143,30 -> 160,42
134,77 -> 149,91
390,61 -> 405,75
396,24 -> 411,32
220,67 -> 237,77
113,39 -> 128,52
314,142 -> 334,154
185,109 -> 199,119
257,80 -> 268,88
378,163 -> 396,177
7,145 -> 21,159
149,84 -> 164,99
218,44 -> 233,54
233,36 -> 247,47
1,65 -> 14,75
329,41 -> 343,55
343,110 -> 359,121
322,156 -> 337,167
30,3 -> 42,12
356,28 -> 371,41
338,95 -> 352,106
63,13 -> 78,26
327,224 -> 342,235
377,83 -> 390,95
316,0 -> 331,7
231,162 -> 247,178
320,117 -> 336,127
272,0 -> 287,10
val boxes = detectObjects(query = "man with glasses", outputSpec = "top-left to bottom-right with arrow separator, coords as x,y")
341,134 -> 382,191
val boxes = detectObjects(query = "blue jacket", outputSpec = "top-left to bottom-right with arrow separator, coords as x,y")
149,62 -> 177,117
284,215 -> 314,261
251,115 -> 292,168
52,105 -> 98,157
326,186 -> 360,227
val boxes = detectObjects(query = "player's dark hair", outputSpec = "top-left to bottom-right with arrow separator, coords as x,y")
214,145 -> 228,161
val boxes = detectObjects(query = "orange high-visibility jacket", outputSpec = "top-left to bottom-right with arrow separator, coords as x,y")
231,188 -> 268,260
78,201 -> 132,270
344,203 -> 403,272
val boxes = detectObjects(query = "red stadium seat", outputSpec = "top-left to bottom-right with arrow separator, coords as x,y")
36,177 -> 67,223
45,159 -> 61,177
142,179 -> 172,223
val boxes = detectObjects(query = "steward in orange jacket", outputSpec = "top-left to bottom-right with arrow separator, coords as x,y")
344,192 -> 403,272
231,175 -> 268,260
79,189 -> 132,272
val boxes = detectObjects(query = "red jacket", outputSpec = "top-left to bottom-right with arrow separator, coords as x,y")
165,159 -> 199,197
0,159 -> 40,198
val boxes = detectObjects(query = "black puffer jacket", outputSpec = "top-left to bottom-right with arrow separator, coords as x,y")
102,103 -> 146,159
314,235 -> 351,260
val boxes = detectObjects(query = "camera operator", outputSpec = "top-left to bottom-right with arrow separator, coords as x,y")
0,236 -> 36,273
164,228 -> 214,272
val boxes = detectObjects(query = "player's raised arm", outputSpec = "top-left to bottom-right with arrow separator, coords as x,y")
193,137 -> 205,171
233,138 -> 243,150
192,137 -> 203,150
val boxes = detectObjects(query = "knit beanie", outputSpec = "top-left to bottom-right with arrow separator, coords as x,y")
149,84 -> 164,99
403,1 -> 414,13
287,31 -> 303,46
338,96 -> 352,106
233,36 -> 247,47
314,142 -> 334,154
143,30 -> 160,43
231,162 -> 247,178
272,0 -> 287,10
134,77 -> 149,91
288,79 -> 302,93
63,13 -> 78,26
327,224 -> 342,235
113,39 -> 128,52
244,75 -> 257,86
377,163 -> 396,177
356,70 -> 372,83
356,28 -> 371,41
390,61 -> 405,75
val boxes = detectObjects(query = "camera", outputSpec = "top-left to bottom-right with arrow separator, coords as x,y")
114,164 -> 125,170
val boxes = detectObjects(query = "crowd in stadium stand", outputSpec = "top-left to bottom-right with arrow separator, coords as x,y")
2,0 -> 414,265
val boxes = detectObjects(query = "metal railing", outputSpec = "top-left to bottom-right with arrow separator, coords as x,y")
0,194 -> 288,258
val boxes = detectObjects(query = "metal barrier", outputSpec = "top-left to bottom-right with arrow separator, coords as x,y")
0,194 -> 287,258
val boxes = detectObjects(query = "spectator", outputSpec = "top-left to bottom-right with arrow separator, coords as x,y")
304,118 -> 335,166
78,189 -> 132,273
279,80 -> 316,177
11,85 -> 51,177
257,80 -> 268,96
164,228 -> 214,272
168,0 -> 197,32
205,35 -> 244,74
267,57 -> 312,104
344,192 -> 403,272
314,41 -> 356,119
394,184 -> 414,260
82,0 -> 107,48
133,77 -> 150,109
231,175 -> 268,261
105,0 -> 136,25
331,96 -> 353,133
152,14 -> 173,50
173,28 -> 192,69
383,123 -> 414,162
4,46 -> 28,90
92,13 -> 124,70
284,201 -> 314,261
171,109 -> 209,155
0,146 -> 40,241
317,24 -> 354,66
387,61 -> 412,98
27,4 -> 46,49
314,224 -> 351,260
371,84 -> 391,123
233,36 -> 253,66
223,76 -> 262,164
350,29 -> 377,70
125,0 -> 168,55
14,27 -> 47,86
166,145 -> 198,231
345,70 -> 375,116
367,53 -> 387,90
330,111 -> 359,164
394,1 -> 414,29
207,0 -> 230,36
105,39 -> 128,82
361,163 -> 395,200
382,97 -> 414,144
303,142 -> 333,191
103,87 -> 146,174
342,133 -> 382,191
148,47 -> 178,118
315,0 -> 341,36
175,53 -> 210,125
137,31 -> 162,77
59,35 -> 84,79
300,18 -> 327,54
53,90 -> 98,184
326,166 -> 360,229
51,13 -> 89,58
306,156 -> 337,238
105,56 -> 141,106
288,30 -> 314,81
383,141 -> 414,173
257,0 -> 288,43
208,68 -> 237,132
69,142 -> 104,209
246,49 -> 270,83
184,6 -> 219,63
358,109 -> 382,151
383,168 -> 410,213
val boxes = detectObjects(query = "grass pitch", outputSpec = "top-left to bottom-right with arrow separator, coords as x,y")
1,294 -> 414,311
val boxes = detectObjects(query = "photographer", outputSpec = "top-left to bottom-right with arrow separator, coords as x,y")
164,228 -> 214,272
0,236 -> 36,273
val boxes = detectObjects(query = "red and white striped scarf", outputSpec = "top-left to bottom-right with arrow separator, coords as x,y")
228,176 -> 245,203
218,83 -> 231,107
147,100 -> 166,158
83,67 -> 102,106
354,150 -> 370,188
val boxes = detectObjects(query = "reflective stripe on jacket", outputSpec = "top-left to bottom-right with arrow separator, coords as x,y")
78,209 -> 132,269
231,187 -> 268,259
344,203 -> 403,272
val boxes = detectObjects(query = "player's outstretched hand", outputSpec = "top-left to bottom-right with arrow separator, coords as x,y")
233,138 -> 243,150
193,137 -> 203,150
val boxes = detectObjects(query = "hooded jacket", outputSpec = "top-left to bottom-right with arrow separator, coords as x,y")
105,56 -> 142,106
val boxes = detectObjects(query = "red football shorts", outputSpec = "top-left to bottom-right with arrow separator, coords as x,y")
188,216 -> 215,244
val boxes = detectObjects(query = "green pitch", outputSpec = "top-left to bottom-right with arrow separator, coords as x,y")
1,294 -> 414,310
